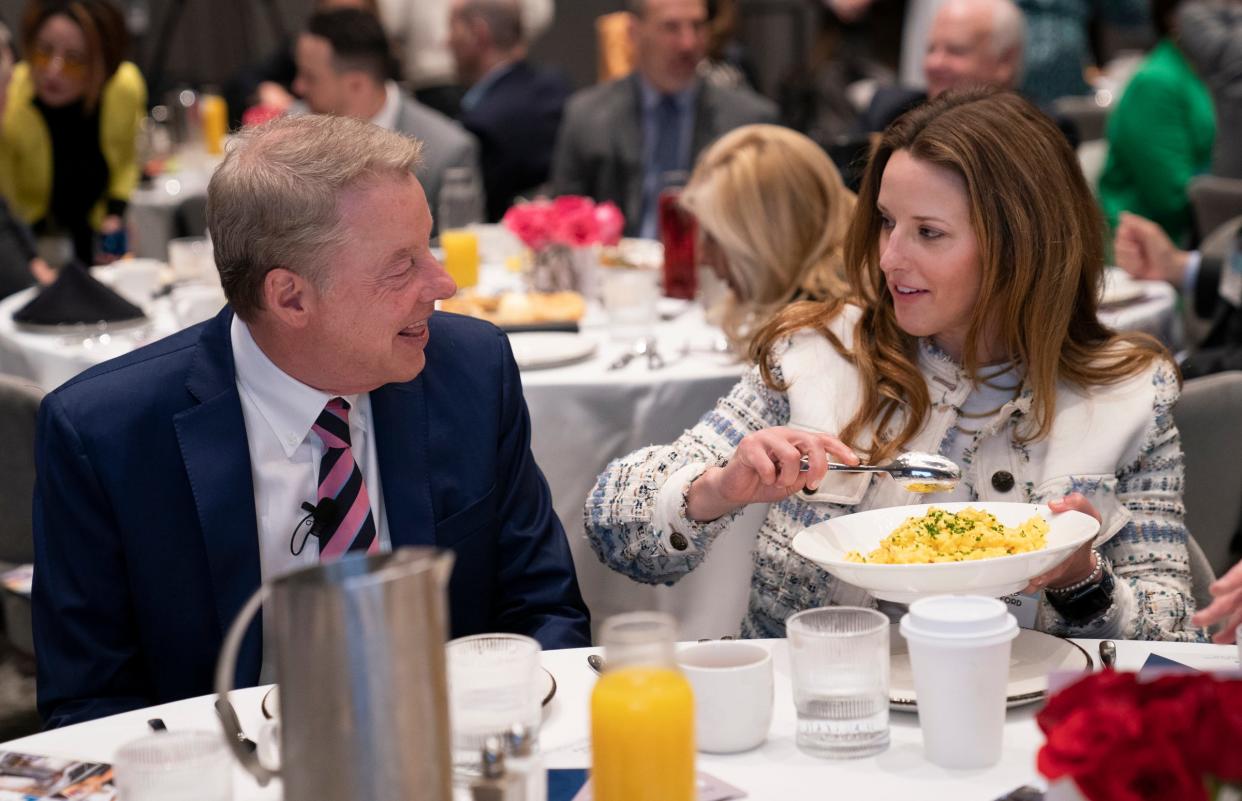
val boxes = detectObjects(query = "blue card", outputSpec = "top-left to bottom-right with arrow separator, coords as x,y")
1139,652 -> 1198,675
548,768 -> 589,801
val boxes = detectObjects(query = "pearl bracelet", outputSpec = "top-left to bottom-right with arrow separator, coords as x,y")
1045,548 -> 1103,595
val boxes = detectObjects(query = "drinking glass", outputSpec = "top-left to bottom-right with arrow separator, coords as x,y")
787,606 -> 890,758
657,171 -> 696,300
447,633 -> 542,774
601,267 -> 659,341
113,730 -> 232,801
438,167 -> 484,232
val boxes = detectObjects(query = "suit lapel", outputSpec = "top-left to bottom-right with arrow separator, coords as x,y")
371,379 -> 436,547
173,309 -> 263,679
618,75 -> 646,229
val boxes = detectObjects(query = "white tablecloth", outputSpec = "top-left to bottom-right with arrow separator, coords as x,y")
0,265 -> 1183,640
0,639 -> 1235,801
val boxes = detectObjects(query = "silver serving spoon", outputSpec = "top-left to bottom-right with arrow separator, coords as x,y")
799,451 -> 962,494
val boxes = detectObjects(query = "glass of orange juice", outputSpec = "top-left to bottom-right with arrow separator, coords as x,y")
591,612 -> 694,801
440,229 -> 479,291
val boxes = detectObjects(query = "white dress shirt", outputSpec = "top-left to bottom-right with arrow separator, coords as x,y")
370,81 -> 403,132
230,316 -> 391,584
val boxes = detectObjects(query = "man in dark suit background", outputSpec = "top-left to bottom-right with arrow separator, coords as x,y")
448,0 -> 570,222
550,0 -> 778,238
32,114 -> 590,729
293,8 -> 482,229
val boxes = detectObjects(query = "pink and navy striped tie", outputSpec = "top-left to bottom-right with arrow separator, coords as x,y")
312,398 -> 379,561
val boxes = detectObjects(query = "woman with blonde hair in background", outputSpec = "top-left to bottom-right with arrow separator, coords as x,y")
586,89 -> 1203,643
679,124 -> 855,356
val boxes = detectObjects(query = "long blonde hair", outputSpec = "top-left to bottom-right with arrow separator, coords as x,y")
679,124 -> 855,354
753,89 -> 1172,463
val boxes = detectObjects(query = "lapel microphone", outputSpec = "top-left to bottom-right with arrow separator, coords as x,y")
289,498 -> 340,556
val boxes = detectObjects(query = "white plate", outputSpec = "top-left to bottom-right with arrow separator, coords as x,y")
791,502 -> 1100,604
889,626 -> 1091,710
1100,268 -> 1148,307
260,668 -> 557,721
507,332 -> 596,370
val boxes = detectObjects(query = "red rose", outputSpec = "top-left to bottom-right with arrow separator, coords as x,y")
502,202 -> 553,250
1197,679 -> 1242,782
1038,671 -> 1141,733
1038,699 -> 1144,781
549,196 -> 599,247
1074,736 -> 1209,801
594,201 -> 625,246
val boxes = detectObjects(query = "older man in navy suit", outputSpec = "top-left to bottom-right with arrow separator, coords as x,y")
32,114 -> 590,729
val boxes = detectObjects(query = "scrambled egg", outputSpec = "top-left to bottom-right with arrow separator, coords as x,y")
845,507 -> 1048,564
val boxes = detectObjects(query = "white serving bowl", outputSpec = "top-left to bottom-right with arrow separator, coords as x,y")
791,502 -> 1100,604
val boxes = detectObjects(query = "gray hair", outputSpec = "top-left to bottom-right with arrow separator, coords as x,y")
461,0 -> 523,50
206,114 -> 423,321
988,0 -> 1025,60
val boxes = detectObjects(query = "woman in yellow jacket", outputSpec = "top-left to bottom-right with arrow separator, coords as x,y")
0,0 -> 145,266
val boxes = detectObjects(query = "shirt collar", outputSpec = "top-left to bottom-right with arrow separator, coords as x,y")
637,75 -> 698,114
370,81 -> 403,132
461,59 -> 517,111
231,316 -> 365,458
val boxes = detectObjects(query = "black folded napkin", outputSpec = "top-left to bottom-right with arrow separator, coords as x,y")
13,260 -> 144,327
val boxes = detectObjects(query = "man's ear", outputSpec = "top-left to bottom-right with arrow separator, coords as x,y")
997,48 -> 1022,89
262,267 -> 315,329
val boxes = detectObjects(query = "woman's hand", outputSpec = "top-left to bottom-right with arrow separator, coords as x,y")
1023,493 -> 1101,594
687,428 -> 859,522
1191,560 -> 1242,643
29,258 -> 56,286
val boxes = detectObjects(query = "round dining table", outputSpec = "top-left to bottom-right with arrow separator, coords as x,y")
0,638 -> 1235,801
0,259 -> 1185,641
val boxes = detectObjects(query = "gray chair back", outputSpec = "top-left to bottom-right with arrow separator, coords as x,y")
0,376 -> 42,567
1189,175 -> 1242,241
1174,371 -> 1242,581
1052,95 -> 1111,142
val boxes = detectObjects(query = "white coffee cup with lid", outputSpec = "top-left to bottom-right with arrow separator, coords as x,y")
677,640 -> 773,754
899,595 -> 1019,769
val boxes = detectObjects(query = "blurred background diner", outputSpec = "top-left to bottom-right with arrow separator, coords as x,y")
0,0 -> 1236,750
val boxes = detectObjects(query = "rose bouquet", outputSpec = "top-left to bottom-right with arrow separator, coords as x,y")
502,197 -> 624,294
1037,670 -> 1242,801
502,196 -> 625,250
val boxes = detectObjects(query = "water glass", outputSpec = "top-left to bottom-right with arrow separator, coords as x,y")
168,236 -> 214,282
113,730 -> 232,801
787,606 -> 890,759
601,267 -> 659,341
447,633 -> 542,773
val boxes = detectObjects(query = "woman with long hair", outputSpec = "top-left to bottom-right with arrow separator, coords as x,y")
680,124 -> 854,352
586,89 -> 1203,642
679,124 -> 854,355
0,0 -> 145,265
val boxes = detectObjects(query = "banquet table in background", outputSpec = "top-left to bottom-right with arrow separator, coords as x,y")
0,256 -> 1184,640
0,639 -> 1234,801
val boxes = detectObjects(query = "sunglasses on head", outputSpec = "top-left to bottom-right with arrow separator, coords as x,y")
30,44 -> 88,80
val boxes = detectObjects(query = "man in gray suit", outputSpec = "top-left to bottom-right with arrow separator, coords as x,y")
550,0 -> 778,238
294,8 -> 482,229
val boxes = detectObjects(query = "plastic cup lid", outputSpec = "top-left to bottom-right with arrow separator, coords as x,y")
899,595 -> 1018,643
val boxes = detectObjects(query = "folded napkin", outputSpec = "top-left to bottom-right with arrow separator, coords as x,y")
13,260 -> 144,327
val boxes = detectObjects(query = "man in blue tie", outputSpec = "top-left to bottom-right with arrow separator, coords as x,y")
31,114 -> 590,729
550,0 -> 778,238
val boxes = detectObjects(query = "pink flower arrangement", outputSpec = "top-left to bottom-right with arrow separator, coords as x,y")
502,197 -> 625,251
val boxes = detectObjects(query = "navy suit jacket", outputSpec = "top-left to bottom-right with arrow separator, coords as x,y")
459,61 -> 570,222
32,308 -> 590,729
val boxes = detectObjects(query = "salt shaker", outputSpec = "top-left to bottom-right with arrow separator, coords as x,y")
506,724 -> 545,801
470,736 -> 523,801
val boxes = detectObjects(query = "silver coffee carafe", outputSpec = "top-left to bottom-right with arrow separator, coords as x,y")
215,548 -> 455,801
